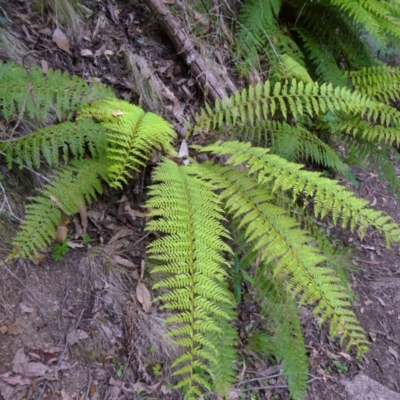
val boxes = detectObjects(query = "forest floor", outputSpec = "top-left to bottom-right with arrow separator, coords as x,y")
1,1 -> 400,399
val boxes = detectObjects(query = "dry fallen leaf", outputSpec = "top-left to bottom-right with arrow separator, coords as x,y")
7,322 -> 22,336
113,255 -> 137,268
80,49 -> 93,57
52,27 -> 70,53
136,282 -> 152,312
55,226 -> 68,244
19,303 -> 34,314
0,372 -> 31,386
30,252 -> 46,265
0,325 -> 8,334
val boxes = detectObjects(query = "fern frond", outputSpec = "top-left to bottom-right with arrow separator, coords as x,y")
190,79 -> 400,137
294,28 -> 348,86
235,0 -> 304,75
326,114 -> 400,147
206,299 -> 237,395
194,161 -> 368,355
295,3 -> 377,71
13,158 -> 109,259
145,158 -> 234,397
197,140 -> 400,244
80,99 -> 176,189
0,62 -> 114,123
254,267 -> 308,400
0,119 -> 108,169
328,0 -> 400,41
346,65 -> 400,103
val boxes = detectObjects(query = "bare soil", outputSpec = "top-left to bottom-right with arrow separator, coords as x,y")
1,1 -> 400,399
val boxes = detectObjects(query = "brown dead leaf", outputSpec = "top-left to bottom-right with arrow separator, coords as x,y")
67,241 -> 84,249
30,252 -> 46,265
0,372 -> 31,386
0,326 -> 8,334
113,255 -> 137,268
22,362 -> 49,377
71,216 -> 82,239
66,329 -> 89,346
136,282 -> 152,312
55,226 -> 68,244
108,228 -> 132,245
19,303 -> 34,314
80,49 -> 93,57
52,27 -> 70,53
7,322 -> 22,336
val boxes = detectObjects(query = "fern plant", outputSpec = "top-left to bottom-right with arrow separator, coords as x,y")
235,0 -> 400,85
3,62 -> 400,400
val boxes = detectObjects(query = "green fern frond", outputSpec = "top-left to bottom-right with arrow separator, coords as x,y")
237,120 -> 349,175
275,54 -> 313,83
197,140 -> 400,244
295,3 -> 377,71
206,299 -> 237,395
13,158 -> 110,259
0,119 -> 108,169
294,28 -> 348,86
326,114 -> 400,147
236,0 -> 304,75
194,160 -> 368,355
0,62 -> 114,123
80,99 -> 176,189
254,267 -> 308,400
346,65 -> 400,103
328,0 -> 400,42
190,79 -> 400,137
145,158 -> 234,398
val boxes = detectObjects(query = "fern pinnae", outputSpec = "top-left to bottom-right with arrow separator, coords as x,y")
254,266 -> 308,400
195,161 -> 368,355
198,141 -> 400,245
80,99 -> 176,189
346,65 -> 400,103
13,158 -> 110,259
0,62 -> 114,123
145,158 -> 234,398
0,119 -> 108,169
189,79 -> 400,139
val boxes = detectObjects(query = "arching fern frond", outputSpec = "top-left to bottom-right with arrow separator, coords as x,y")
80,99 -> 177,189
145,158 -> 235,398
0,119 -> 108,169
346,65 -> 400,103
189,79 -> 400,137
196,141 -> 400,245
325,114 -> 400,147
233,120 -> 349,175
194,161 -> 368,355
0,62 -> 114,123
13,158 -> 110,259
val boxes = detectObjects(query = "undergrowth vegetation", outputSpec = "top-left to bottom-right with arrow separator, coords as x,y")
1,0 -> 400,399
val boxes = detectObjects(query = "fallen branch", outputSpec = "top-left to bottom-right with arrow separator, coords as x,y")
144,0 -> 235,103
